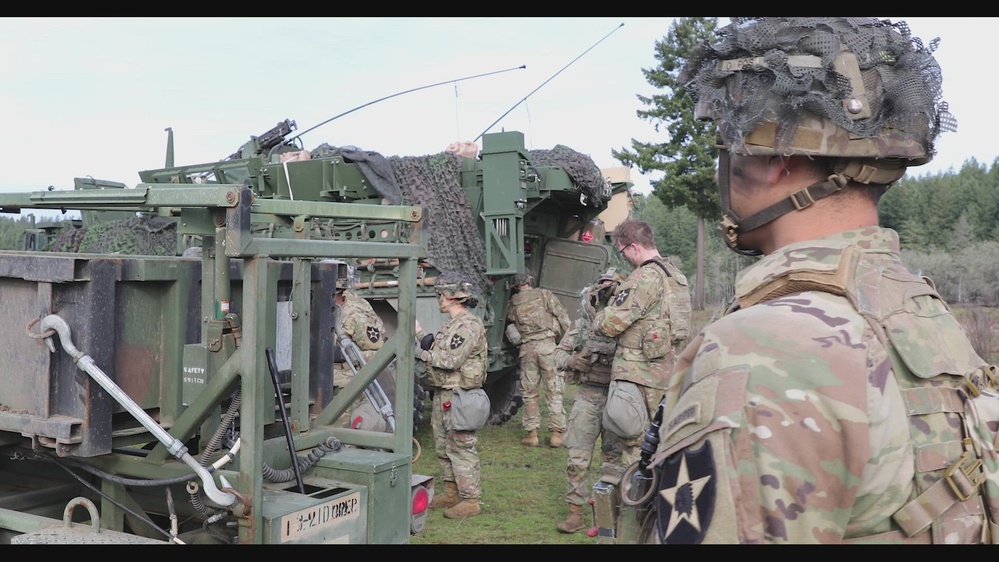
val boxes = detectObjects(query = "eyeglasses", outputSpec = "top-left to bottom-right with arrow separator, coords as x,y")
617,243 -> 633,258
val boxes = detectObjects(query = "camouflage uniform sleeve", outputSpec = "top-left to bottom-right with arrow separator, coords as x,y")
426,315 -> 483,371
552,321 -> 583,370
342,310 -> 363,341
341,296 -> 382,344
548,290 -> 571,337
652,292 -> 904,543
594,266 -> 658,338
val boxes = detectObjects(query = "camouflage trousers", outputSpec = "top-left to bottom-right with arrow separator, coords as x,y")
618,382 -> 664,469
431,389 -> 481,500
563,383 -> 628,506
519,338 -> 566,432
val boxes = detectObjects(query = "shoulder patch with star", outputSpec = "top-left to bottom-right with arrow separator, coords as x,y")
366,326 -> 381,343
449,334 -> 466,349
656,441 -> 716,544
613,288 -> 631,307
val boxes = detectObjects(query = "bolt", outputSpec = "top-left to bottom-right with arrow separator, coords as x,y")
226,192 -> 236,204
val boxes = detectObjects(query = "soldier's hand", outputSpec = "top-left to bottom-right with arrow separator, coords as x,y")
414,345 -> 430,362
568,352 -> 591,373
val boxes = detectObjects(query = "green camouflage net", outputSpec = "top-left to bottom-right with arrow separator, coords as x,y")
528,145 -> 606,204
48,216 -> 177,255
390,152 -> 490,294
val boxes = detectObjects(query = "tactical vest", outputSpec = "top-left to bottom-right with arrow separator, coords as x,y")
616,259 -> 692,353
735,243 -> 991,543
425,311 -> 487,391
509,287 -> 557,342
577,310 -> 615,387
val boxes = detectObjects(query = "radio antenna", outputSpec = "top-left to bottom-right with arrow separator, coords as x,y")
287,65 -> 527,145
474,22 -> 625,142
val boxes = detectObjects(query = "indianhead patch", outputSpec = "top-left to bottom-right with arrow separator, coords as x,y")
612,288 -> 631,307
449,334 -> 465,349
656,441 -> 715,544
366,326 -> 381,343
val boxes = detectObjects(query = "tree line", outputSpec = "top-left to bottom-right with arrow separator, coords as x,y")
634,156 -> 999,307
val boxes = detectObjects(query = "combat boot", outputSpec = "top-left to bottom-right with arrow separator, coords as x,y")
521,429 -> 540,447
443,498 -> 481,519
430,480 -> 460,510
549,431 -> 563,448
555,503 -> 585,533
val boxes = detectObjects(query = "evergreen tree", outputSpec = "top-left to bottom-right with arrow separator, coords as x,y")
613,17 -> 719,309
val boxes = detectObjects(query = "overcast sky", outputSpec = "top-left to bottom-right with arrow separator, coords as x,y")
0,17 -> 992,208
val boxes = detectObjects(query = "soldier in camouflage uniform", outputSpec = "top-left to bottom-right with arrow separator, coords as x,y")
332,273 -> 387,430
414,271 -> 488,519
553,267 -> 629,534
644,18 -> 992,544
594,218 -> 691,469
506,267 -> 572,448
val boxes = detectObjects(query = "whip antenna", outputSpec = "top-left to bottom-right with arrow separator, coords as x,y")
475,22 -> 624,142
287,65 -> 527,144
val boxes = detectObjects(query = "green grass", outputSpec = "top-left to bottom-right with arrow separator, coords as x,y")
409,383 -> 601,544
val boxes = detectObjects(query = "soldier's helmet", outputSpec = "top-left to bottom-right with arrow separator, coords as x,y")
511,267 -> 533,287
595,267 -> 627,285
586,266 -> 627,310
435,271 -> 475,301
681,17 -> 956,179
335,266 -> 357,292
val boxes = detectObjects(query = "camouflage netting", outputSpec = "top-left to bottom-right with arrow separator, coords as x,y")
681,17 -> 958,160
49,215 -> 177,255
528,145 -> 606,205
310,143 -> 606,296
390,152 -> 490,294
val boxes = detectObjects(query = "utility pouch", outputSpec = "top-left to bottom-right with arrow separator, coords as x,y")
450,387 -> 490,431
603,380 -> 649,439
641,318 -> 673,360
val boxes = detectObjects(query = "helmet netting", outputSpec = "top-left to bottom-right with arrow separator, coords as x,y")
682,17 -> 957,160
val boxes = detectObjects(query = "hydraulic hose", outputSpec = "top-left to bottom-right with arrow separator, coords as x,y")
266,347 -> 305,494
38,314 -> 236,507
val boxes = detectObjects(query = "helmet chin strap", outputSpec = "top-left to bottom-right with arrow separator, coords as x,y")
717,149 -> 853,257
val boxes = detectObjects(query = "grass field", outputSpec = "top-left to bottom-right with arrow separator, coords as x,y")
408,384 -> 601,545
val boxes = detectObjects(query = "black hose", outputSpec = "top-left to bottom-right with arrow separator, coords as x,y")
266,346 -> 305,494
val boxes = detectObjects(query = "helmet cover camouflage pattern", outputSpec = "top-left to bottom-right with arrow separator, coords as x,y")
680,17 -> 957,167
335,265 -> 357,291
435,270 -> 475,300
511,267 -> 533,287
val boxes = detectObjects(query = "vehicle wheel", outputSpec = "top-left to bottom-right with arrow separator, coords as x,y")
484,368 -> 522,425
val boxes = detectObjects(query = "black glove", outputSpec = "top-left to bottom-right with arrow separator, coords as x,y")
420,333 -> 435,351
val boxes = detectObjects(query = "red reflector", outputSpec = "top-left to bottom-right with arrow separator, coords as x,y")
653,333 -> 658,339
587,527 -> 599,538
412,486 -> 430,514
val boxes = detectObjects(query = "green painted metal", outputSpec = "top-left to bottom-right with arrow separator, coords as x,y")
0,184 -> 423,544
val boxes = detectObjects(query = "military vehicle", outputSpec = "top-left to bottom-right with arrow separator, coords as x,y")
0,167 -> 435,544
31,119 -> 635,428
0,118 -> 633,544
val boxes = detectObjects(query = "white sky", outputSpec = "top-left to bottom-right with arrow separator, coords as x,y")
0,17 -> 992,208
